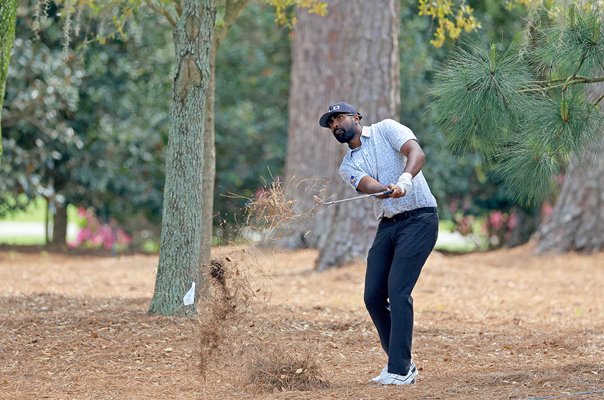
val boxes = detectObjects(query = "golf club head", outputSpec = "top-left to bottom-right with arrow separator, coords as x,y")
313,195 -> 325,204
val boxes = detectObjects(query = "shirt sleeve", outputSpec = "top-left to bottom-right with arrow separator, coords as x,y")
381,119 -> 417,152
339,158 -> 368,192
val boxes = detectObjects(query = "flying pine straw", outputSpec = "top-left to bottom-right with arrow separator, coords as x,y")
245,181 -> 297,231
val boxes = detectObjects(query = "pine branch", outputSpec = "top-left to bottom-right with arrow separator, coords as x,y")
568,53 -> 588,84
520,75 -> 604,93
431,3 -> 604,206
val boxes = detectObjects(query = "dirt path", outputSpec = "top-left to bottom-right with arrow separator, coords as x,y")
0,245 -> 602,399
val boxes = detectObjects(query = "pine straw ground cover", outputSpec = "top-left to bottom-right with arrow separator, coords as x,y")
0,244 -> 603,400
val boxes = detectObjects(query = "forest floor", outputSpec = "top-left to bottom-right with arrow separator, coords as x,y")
0,243 -> 603,400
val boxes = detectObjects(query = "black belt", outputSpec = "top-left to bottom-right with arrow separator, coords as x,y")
381,207 -> 437,223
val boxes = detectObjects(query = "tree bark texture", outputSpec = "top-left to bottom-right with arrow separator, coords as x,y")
200,36 -> 217,296
149,0 -> 217,316
45,198 -> 51,244
200,0 -> 249,297
284,0 -> 400,270
0,0 -> 18,157
51,203 -> 68,247
536,82 -> 604,253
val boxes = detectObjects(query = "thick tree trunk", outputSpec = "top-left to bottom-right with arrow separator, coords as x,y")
536,137 -> 604,253
50,202 -> 68,247
0,0 -> 18,156
149,0 -> 217,316
284,0 -> 400,270
536,83 -> 604,253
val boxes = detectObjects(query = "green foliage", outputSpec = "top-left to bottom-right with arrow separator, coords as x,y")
1,197 -> 46,222
0,0 -> 18,157
67,13 -> 172,227
495,89 -> 602,204
537,4 -> 604,77
528,90 -> 600,155
269,0 -> 327,27
2,3 -> 171,235
1,0 -> 551,246
214,2 -> 291,229
34,0 -> 145,50
431,44 -> 535,156
2,8 -> 84,216
399,3 -> 529,224
479,0 -> 528,44
431,4 -> 604,206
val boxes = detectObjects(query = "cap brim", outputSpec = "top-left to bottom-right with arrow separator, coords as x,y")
319,111 -> 341,128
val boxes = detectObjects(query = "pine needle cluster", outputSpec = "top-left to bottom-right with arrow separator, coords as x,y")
431,44 -> 535,156
431,3 -> 604,206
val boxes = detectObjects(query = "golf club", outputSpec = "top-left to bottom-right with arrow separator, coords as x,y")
314,189 -> 394,206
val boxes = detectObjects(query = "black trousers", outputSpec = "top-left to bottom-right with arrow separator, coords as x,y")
364,207 -> 439,375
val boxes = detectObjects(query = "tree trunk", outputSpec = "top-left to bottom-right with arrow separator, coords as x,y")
284,0 -> 400,270
536,83 -> 604,253
200,37 -> 217,298
149,0 -> 217,317
200,0 -> 249,297
0,0 -> 18,157
44,197 -> 51,244
536,137 -> 604,253
50,202 -> 68,247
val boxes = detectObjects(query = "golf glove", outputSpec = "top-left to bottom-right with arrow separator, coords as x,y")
396,172 -> 413,195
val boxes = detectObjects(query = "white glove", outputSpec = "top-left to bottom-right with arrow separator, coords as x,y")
396,172 -> 413,195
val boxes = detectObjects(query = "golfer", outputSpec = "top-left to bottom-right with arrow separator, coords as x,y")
319,102 -> 439,385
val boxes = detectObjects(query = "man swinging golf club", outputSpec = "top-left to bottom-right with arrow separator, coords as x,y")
319,102 -> 439,385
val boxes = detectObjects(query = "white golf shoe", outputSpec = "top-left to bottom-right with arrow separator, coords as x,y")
370,365 -> 388,383
374,361 -> 418,385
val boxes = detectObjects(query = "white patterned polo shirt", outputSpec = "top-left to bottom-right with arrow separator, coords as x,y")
338,119 -> 437,219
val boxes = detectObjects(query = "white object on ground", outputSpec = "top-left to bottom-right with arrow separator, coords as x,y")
183,282 -> 196,306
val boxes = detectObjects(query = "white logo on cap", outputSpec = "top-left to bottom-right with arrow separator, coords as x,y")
330,105 -> 340,111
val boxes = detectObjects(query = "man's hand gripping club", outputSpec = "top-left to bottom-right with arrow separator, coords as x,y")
358,172 -> 412,199
360,139 -> 423,199
391,172 -> 413,197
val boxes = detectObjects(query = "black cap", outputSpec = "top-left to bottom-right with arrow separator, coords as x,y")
318,102 -> 362,128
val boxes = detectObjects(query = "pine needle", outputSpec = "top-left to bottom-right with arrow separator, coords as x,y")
430,43 -> 534,156
244,180 -> 296,231
246,350 -> 329,392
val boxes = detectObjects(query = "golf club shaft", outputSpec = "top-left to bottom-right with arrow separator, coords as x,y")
323,189 -> 393,205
